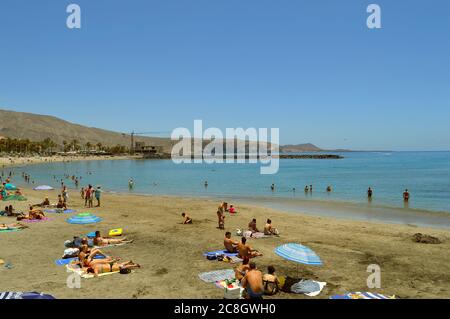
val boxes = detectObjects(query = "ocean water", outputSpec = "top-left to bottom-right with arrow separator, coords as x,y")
6,151 -> 450,214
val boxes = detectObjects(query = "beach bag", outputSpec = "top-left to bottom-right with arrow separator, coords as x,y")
206,254 -> 218,261
62,248 -> 79,259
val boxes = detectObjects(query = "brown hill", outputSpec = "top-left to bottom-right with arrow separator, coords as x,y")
0,109 -> 173,152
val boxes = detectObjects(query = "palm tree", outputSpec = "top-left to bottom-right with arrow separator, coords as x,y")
71,139 -> 79,152
96,142 -> 103,151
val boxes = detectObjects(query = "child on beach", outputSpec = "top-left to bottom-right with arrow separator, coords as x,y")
95,186 -> 102,207
181,213 -> 193,224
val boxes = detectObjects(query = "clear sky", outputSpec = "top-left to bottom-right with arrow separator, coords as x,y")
0,0 -> 449,150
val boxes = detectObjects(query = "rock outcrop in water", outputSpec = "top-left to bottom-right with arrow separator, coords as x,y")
279,154 -> 344,159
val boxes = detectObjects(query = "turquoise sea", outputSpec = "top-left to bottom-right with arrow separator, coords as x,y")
7,151 -> 450,215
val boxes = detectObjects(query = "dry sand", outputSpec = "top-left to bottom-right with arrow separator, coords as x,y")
0,155 -> 137,168
0,188 -> 449,299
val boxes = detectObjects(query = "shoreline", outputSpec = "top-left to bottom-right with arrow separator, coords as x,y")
1,187 -> 449,299
4,157 -> 450,230
0,154 -> 139,168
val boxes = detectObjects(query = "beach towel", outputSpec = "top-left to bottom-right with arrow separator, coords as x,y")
45,209 -> 76,214
198,269 -> 235,283
2,195 -> 27,201
66,264 -> 120,279
22,217 -> 52,223
55,255 -> 106,266
243,231 -> 270,239
0,292 -> 55,299
330,292 -> 395,299
291,280 -> 327,297
203,250 -> 239,258
0,228 -> 21,233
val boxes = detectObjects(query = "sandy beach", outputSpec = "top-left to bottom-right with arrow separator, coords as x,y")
0,155 -> 138,168
1,187 -> 449,299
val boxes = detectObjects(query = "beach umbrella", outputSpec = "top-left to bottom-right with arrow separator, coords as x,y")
0,292 -> 56,299
67,213 -> 102,225
275,243 -> 322,278
33,185 -> 54,191
4,183 -> 17,191
275,243 -> 323,266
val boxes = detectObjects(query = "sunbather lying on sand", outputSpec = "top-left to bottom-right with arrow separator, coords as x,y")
86,261 -> 141,277
17,205 -> 45,220
77,244 -> 117,267
237,237 -> 263,259
34,197 -> 51,208
0,222 -> 28,230
93,231 -> 133,247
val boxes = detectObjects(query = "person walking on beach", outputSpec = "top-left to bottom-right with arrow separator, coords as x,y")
217,209 -> 225,230
95,186 -> 102,207
403,189 -> 410,202
80,187 -> 85,199
62,186 -> 69,204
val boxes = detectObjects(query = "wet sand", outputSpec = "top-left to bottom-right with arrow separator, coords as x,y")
0,188 -> 449,299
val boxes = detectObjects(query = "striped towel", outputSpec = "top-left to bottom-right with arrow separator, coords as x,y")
198,269 -> 235,283
0,292 -> 23,299
331,292 -> 395,299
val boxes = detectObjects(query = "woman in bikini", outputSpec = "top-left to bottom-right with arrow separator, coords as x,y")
0,222 -> 28,230
262,265 -> 280,296
76,244 -> 118,268
93,231 -> 133,247
86,261 -> 141,277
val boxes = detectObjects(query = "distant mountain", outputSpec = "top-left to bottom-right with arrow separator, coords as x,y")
0,109 -> 173,152
280,143 -> 323,153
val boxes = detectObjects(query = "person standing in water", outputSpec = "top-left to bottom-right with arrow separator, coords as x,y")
271,184 -> 275,192
367,187 -> 373,200
403,189 -> 410,202
129,179 -> 134,189
204,181 -> 208,188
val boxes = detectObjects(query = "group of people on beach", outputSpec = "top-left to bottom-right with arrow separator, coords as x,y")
80,185 -> 102,207
67,231 -> 138,276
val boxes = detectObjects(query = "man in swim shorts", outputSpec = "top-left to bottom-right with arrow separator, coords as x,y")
224,232 -> 239,253
241,262 -> 264,299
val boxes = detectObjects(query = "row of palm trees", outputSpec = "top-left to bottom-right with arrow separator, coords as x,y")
0,137 -> 129,155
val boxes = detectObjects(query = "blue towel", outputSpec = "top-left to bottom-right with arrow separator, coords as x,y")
55,255 -> 106,266
203,250 -> 239,258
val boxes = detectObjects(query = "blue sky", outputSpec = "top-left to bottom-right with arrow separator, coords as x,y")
0,0 -> 449,150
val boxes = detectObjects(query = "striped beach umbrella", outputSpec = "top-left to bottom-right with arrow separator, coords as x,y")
67,213 -> 102,225
275,243 -> 323,266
